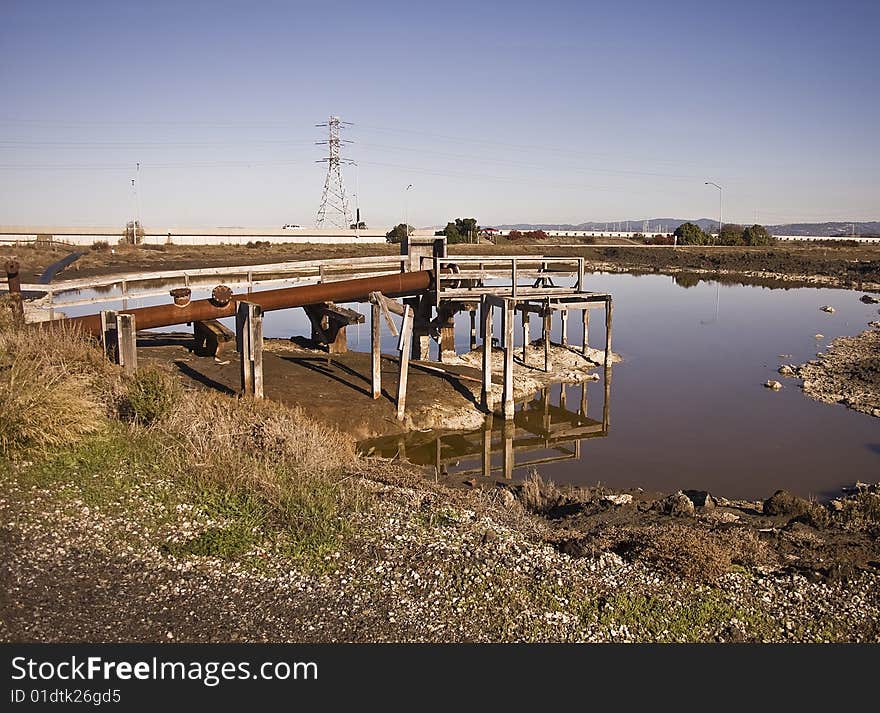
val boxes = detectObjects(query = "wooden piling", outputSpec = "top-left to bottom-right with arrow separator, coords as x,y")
502,301 -> 515,420
117,313 -> 137,375
469,309 -> 477,351
560,309 -> 569,347
481,299 -> 493,411
396,305 -> 414,420
521,312 -> 530,364
371,300 -> 381,399
438,306 -> 456,362
502,419 -> 514,479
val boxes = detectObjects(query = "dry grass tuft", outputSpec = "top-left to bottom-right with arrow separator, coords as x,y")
0,324 -> 119,455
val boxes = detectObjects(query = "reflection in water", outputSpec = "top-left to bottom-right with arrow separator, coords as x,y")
360,366 -> 611,481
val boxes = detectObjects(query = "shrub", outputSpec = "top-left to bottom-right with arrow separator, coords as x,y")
647,235 -> 675,245
119,367 -> 181,425
743,224 -> 775,246
674,222 -> 711,245
90,240 -> 110,251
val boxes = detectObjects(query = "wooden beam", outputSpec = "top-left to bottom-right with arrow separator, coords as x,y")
396,305 -> 414,420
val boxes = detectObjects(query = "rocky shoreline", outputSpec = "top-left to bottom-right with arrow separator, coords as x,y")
782,324 -> 880,418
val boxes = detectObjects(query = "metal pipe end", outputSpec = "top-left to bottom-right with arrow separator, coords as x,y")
170,287 -> 192,307
211,284 -> 233,306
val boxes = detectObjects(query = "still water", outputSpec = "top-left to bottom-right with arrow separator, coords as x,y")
62,272 -> 879,500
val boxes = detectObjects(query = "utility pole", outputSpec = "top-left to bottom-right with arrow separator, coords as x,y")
705,181 -> 723,239
315,116 -> 353,229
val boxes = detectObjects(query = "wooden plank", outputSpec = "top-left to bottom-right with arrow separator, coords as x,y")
252,307 -> 264,399
236,301 -> 263,397
396,305 -> 414,420
117,313 -> 137,375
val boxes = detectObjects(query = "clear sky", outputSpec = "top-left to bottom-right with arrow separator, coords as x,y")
1,0 -> 877,229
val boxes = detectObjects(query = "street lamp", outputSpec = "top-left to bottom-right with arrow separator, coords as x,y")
404,184 -> 413,239
705,181 -> 722,240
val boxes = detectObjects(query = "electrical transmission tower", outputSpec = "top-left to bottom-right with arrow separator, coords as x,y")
315,116 -> 353,229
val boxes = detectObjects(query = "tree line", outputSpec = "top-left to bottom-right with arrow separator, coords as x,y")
672,222 -> 775,246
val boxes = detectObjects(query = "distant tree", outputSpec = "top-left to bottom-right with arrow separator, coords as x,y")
506,229 -> 524,241
385,223 -> 411,244
350,221 -> 367,229
743,224 -> 775,246
436,217 -> 479,244
718,223 -> 745,246
673,222 -> 710,245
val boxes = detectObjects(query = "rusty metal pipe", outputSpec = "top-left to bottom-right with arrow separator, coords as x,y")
56,269 -> 437,338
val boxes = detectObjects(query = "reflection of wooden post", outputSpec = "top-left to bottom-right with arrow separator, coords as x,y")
481,299 -> 493,411
580,381 -> 588,418
371,300 -> 381,399
604,297 -> 613,368
236,301 -> 263,398
543,300 -> 552,372
117,313 -> 138,375
502,419 -> 514,479
100,309 -> 118,361
560,309 -> 568,347
582,309 -> 590,355
469,309 -> 477,351
521,312 -> 530,364
502,301 -> 515,420
482,415 -> 493,478
603,363 -> 612,430
396,305 -> 414,420
542,388 -> 551,432
559,383 -> 567,410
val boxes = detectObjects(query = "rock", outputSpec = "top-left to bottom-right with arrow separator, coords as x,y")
814,334 -> 824,339
707,510 -> 740,524
820,305 -> 835,313
764,380 -> 782,390
463,478 -> 477,488
778,365 -> 795,376
656,491 -> 695,517
602,493 -> 633,506
683,489 -> 715,509
859,294 -> 880,304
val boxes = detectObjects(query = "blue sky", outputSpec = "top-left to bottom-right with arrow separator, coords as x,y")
1,0 -> 877,228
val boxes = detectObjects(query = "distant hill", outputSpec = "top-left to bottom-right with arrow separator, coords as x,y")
495,219 -> 880,237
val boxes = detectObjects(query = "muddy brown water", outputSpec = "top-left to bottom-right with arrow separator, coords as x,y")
60,272 -> 879,501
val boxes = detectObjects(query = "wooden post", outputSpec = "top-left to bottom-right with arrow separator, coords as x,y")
481,299 -> 493,411
511,259 -> 518,299
121,279 -> 128,311
604,297 -> 613,368
396,305 -> 414,420
543,300 -> 552,372
559,382 -> 567,410
521,312 -> 530,364
502,300 -> 515,420
582,308 -> 590,355
100,309 -> 118,361
116,313 -> 138,375
236,301 -> 263,398
371,300 -> 381,399
560,309 -> 569,347
580,381 -> 588,418
438,306 -> 456,362
469,309 -> 477,351
577,258 -> 585,292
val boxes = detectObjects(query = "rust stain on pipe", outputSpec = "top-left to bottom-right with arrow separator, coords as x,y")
56,269 -> 436,338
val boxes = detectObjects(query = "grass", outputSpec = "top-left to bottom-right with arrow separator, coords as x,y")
0,324 -> 368,571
